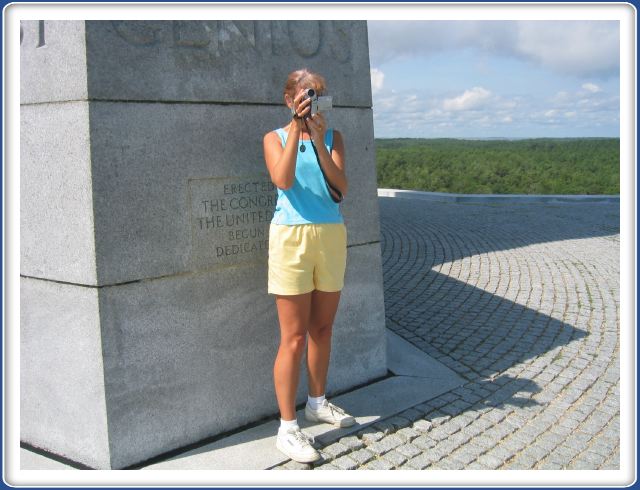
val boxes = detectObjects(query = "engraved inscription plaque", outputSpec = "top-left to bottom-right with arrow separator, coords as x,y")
189,175 -> 277,267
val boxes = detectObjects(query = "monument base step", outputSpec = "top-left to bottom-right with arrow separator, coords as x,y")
20,329 -> 465,471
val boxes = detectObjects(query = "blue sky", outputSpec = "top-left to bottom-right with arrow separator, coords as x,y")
367,21 -> 620,139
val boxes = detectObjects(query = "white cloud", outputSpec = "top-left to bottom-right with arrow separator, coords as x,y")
442,87 -> 491,111
371,68 -> 384,94
370,68 -> 384,95
368,20 -> 619,78
582,82 -> 602,93
371,77 -> 618,137
514,22 -> 619,77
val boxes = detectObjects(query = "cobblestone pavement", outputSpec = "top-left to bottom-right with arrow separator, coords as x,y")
273,197 -> 620,470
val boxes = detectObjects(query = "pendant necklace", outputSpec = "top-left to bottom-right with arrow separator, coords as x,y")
299,130 -> 306,152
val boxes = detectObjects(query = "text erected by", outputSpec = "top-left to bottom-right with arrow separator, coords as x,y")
189,176 -> 277,265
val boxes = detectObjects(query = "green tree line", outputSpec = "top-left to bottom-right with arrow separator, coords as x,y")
375,138 -> 620,195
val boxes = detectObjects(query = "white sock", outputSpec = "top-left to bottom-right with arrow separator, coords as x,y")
278,417 -> 299,434
307,394 -> 326,410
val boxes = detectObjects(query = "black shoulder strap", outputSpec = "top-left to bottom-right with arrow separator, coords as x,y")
310,139 -> 343,203
303,121 -> 343,203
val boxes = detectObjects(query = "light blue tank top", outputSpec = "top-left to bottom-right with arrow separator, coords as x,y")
270,127 -> 344,225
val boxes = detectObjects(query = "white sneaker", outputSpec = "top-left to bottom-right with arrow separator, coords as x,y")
305,399 -> 356,427
275,426 -> 321,463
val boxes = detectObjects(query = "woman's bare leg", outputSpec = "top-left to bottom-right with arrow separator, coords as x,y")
306,290 -> 342,397
273,292 -> 313,421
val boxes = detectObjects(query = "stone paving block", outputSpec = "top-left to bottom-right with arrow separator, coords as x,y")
488,422 -> 517,440
412,401 -> 436,416
536,460 -> 564,470
507,432 -> 537,452
588,439 -> 618,457
412,434 -> 438,451
412,419 -> 434,432
388,415 -> 413,429
322,442 -> 351,460
548,444 -> 580,463
503,454 -> 537,470
563,431 -> 594,448
600,450 -> 620,470
447,430 -> 473,447
358,427 -> 385,444
399,408 -> 424,422
449,446 -> 479,466
339,435 -> 364,451
426,411 -> 451,426
483,444 -> 513,462
348,448 -> 375,466
396,426 -> 421,443
470,434 -> 497,450
480,409 -> 506,425
549,424 -> 573,437
518,443 -> 553,462
421,426 -> 448,442
504,413 -> 529,429
534,433 -> 562,452
381,449 -> 408,467
366,434 -> 404,455
372,419 -> 399,435
519,424 -> 545,441
282,460 -> 312,470
403,455 -> 431,470
437,457 -> 466,470
476,453 -> 504,469
443,415 -> 470,433
331,455 -> 359,470
437,392 -> 460,404
575,450 -> 607,467
363,458 -> 395,470
430,438 -> 463,458
460,424 -> 485,440
395,443 -> 422,459
566,459 -> 599,470
456,412 -> 479,426
470,415 -> 495,431
470,386 -> 492,399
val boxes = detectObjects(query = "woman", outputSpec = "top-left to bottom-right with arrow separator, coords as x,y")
263,68 -> 355,464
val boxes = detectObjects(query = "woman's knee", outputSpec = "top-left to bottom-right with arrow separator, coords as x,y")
309,322 -> 333,341
280,332 -> 307,357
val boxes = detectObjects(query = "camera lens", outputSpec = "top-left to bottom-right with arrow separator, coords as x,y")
306,88 -> 315,97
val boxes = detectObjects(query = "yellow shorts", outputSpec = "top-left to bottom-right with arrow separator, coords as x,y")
268,223 -> 347,295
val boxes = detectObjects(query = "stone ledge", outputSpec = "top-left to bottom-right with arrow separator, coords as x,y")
20,330 -> 464,471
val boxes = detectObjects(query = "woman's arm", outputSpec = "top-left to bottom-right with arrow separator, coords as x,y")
263,91 -> 311,190
263,124 -> 301,190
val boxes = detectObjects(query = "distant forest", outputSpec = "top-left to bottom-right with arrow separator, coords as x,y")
374,138 -> 620,195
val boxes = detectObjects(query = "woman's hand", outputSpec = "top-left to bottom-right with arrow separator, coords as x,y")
291,89 -> 312,128
306,112 -> 327,144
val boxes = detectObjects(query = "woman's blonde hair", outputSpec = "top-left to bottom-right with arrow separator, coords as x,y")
283,68 -> 327,98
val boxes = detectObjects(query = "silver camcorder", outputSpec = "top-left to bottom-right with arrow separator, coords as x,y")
303,88 -> 333,118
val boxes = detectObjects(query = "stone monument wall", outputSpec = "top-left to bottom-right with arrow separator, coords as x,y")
20,20 -> 387,469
